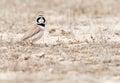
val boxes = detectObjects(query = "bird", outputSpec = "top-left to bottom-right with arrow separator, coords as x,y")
21,15 -> 46,45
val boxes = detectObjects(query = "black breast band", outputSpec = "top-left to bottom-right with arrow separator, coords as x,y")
37,23 -> 45,27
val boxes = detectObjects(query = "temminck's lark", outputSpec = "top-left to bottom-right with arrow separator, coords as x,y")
21,15 -> 46,45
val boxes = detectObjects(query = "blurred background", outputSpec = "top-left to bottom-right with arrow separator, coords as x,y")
0,0 -> 120,32
0,0 -> 120,83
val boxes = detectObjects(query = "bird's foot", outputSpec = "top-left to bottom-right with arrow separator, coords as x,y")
17,41 -> 34,46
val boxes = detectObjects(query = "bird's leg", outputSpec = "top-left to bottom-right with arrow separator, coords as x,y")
29,42 -> 34,45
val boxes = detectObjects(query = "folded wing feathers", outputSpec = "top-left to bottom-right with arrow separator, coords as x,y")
21,26 -> 40,41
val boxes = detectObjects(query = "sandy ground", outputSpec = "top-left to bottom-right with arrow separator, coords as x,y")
0,0 -> 120,83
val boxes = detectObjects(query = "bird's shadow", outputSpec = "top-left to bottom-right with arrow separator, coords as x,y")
16,41 -> 63,48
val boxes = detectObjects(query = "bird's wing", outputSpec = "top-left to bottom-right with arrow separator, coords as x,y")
21,26 -> 40,41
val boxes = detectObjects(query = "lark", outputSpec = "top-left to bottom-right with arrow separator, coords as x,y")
21,15 -> 46,45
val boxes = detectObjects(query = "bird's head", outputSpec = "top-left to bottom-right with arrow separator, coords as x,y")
36,15 -> 46,24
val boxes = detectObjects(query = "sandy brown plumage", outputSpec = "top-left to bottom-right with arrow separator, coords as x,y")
21,25 -> 41,41
20,15 -> 45,44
